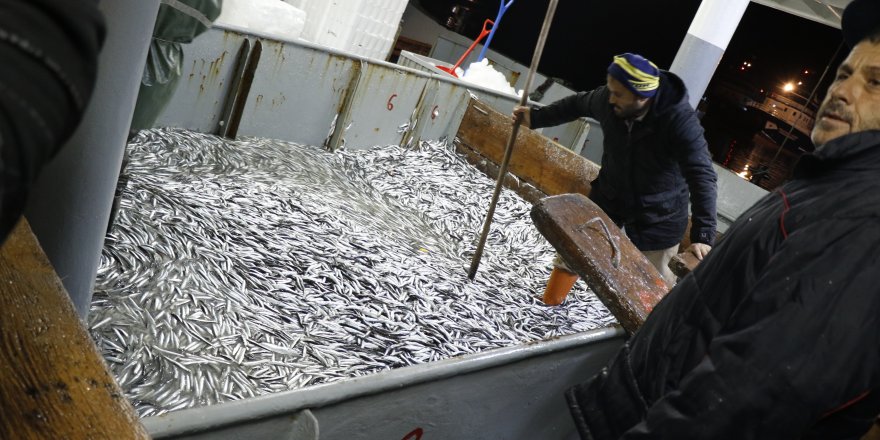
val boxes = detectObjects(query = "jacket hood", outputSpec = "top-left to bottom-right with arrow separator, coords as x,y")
650,71 -> 691,116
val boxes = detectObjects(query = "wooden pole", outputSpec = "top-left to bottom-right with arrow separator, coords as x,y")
468,0 -> 561,279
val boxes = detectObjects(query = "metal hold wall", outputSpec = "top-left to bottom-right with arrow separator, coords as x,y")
155,27 -> 590,154
25,0 -> 161,318
143,328 -> 624,439
154,31 -> 246,133
335,63 -> 431,149
238,40 -> 363,147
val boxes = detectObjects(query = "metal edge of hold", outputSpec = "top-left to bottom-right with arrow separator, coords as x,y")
217,38 -> 250,137
142,326 -> 625,438
400,80 -> 433,148
324,59 -> 364,152
222,40 -> 263,139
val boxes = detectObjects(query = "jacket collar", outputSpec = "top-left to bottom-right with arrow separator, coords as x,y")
795,130 -> 880,177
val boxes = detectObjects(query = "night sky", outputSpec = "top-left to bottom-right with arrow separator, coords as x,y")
418,0 -> 847,97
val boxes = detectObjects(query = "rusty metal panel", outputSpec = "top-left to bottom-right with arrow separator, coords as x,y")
539,120 -> 591,156
155,29 -> 245,132
334,63 -> 432,150
411,78 -> 471,143
235,40 -> 361,146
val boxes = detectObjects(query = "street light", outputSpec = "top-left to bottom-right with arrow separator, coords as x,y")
783,82 -> 795,92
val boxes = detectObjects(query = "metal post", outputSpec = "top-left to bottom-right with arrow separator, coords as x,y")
670,0 -> 750,108
467,0 -> 560,280
24,0 -> 161,319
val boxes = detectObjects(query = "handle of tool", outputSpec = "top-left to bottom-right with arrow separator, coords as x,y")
451,19 -> 495,72
476,0 -> 514,62
467,0 -> 559,280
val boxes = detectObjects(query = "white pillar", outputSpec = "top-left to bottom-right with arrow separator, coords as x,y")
670,0 -> 750,108
25,0 -> 161,319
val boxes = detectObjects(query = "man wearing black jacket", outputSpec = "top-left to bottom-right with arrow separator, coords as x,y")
0,0 -> 105,244
515,53 -> 717,303
564,0 -> 880,437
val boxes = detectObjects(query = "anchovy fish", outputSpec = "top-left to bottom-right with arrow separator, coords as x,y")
88,128 -> 614,417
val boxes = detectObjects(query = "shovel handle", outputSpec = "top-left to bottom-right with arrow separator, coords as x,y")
476,0 -> 515,62
449,19 -> 494,72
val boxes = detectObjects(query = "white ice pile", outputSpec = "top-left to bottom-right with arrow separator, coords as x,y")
457,59 -> 523,97
215,0 -> 306,41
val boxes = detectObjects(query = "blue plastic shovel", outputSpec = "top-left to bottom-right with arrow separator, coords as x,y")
476,0 -> 515,62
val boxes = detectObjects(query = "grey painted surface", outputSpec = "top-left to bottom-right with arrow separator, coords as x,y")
144,327 -> 625,439
337,63 -> 432,149
153,30 -> 247,133
155,30 -> 592,153
578,124 -> 605,164
24,0 -> 160,318
669,33 -> 725,109
397,51 -> 591,154
237,40 -> 362,147
713,163 -> 768,232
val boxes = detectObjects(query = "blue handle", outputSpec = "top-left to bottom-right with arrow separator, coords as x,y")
476,0 -> 514,62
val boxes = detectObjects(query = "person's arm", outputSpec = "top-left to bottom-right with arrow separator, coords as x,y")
671,110 -> 717,249
528,87 -> 608,129
0,0 -> 104,240
622,219 -> 880,438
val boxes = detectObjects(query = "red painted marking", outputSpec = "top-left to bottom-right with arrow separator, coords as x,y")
387,94 -> 397,111
638,290 -> 656,314
401,427 -> 424,440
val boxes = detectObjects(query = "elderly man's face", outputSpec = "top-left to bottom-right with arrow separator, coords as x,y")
812,40 -> 880,148
606,75 -> 650,119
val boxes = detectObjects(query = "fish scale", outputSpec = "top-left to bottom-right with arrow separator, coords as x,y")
88,127 -> 614,417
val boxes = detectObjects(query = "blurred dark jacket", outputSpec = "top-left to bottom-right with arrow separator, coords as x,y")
0,0 -> 105,242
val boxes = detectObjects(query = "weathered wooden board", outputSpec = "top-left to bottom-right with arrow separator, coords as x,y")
669,252 -> 701,279
0,219 -> 149,439
531,194 -> 669,334
454,97 -> 599,200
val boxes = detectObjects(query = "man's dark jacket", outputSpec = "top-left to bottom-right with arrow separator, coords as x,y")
0,0 -> 105,242
530,71 -> 717,250
567,130 -> 880,439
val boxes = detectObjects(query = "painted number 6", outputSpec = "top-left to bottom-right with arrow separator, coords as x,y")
387,94 -> 397,111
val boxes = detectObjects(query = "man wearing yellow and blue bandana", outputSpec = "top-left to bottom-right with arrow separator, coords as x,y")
515,52 -> 717,302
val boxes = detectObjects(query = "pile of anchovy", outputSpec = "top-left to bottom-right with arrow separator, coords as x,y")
89,128 -> 614,417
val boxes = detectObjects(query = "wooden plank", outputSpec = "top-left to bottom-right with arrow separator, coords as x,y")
454,98 -> 599,198
669,252 -> 701,279
531,194 -> 669,334
453,141 -> 547,204
0,219 -> 149,439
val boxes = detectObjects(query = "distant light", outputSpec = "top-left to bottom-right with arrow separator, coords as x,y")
747,63 -> 752,67
741,67 -> 746,71
798,81 -> 803,85
804,70 -> 809,74
783,82 -> 795,92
